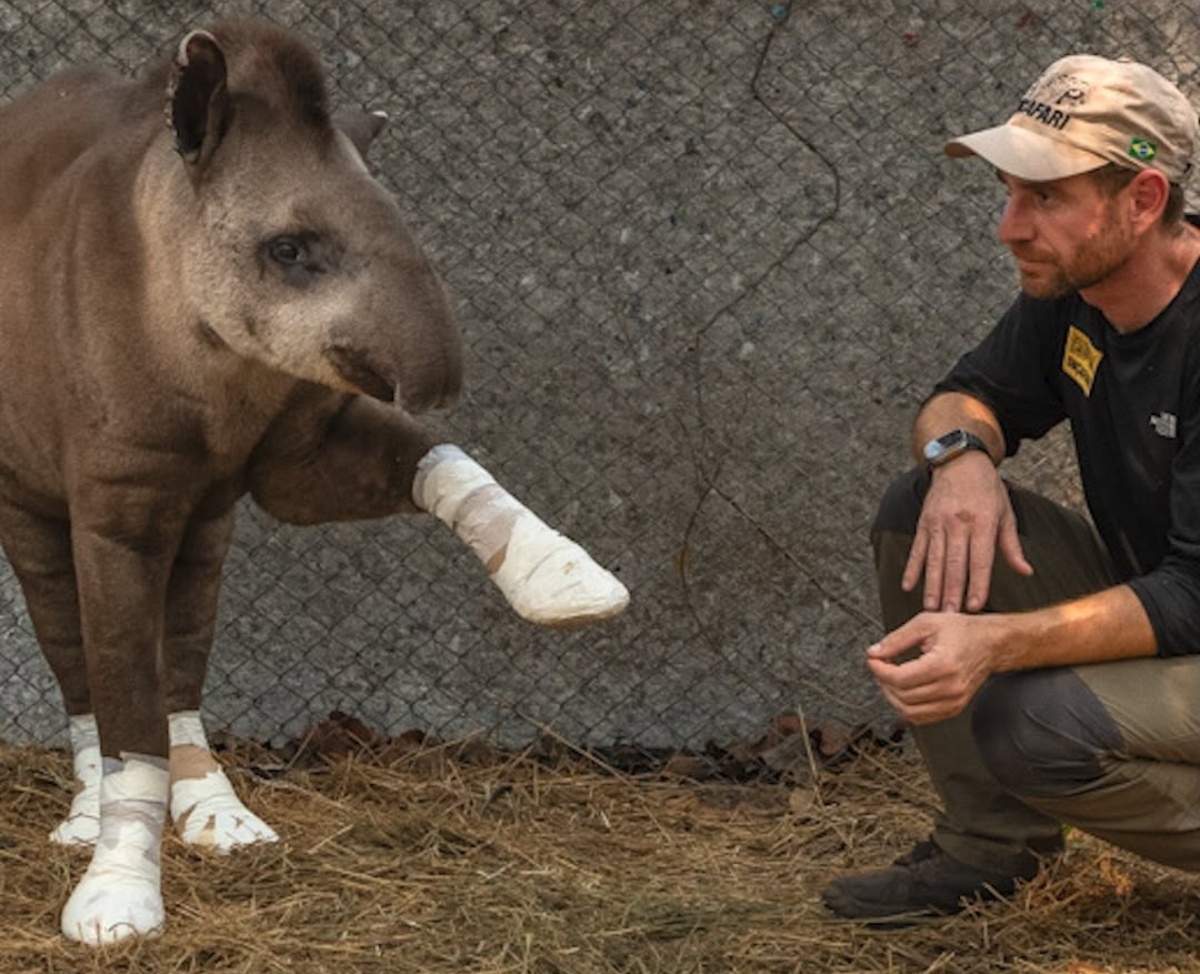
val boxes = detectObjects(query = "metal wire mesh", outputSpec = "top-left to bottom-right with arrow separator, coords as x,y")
1,0 -> 1197,749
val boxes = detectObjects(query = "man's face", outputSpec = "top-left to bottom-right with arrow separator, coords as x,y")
995,170 -> 1135,300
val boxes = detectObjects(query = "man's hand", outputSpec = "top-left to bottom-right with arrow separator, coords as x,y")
870,586 -> 1155,725
867,611 -> 1001,724
903,452 -> 1032,612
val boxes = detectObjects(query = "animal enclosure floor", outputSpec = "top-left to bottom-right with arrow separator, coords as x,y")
0,739 -> 1197,974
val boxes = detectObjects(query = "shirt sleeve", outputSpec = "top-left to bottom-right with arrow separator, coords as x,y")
1127,349 -> 1200,657
930,294 -> 1069,455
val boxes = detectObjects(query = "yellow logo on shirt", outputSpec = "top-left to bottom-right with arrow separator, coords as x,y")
1063,325 -> 1103,396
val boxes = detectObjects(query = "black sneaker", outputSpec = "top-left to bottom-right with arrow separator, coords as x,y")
821,839 -> 1037,924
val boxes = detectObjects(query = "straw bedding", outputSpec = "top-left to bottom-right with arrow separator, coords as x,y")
1,717 -> 1197,974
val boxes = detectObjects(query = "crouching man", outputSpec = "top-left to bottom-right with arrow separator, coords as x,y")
823,54 -> 1200,922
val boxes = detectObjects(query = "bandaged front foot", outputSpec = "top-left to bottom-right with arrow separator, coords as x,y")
413,444 -> 630,626
50,714 -> 102,847
60,754 -> 167,945
169,711 -> 278,852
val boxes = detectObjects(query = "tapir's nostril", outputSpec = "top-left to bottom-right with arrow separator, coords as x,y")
324,346 -> 395,402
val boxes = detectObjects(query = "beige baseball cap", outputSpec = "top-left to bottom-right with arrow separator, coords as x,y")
945,54 -> 1198,183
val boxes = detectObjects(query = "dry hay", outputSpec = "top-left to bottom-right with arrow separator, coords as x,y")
1,718 -> 1199,974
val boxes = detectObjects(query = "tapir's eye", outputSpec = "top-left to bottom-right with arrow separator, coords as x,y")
267,236 -> 307,266
259,232 -> 339,289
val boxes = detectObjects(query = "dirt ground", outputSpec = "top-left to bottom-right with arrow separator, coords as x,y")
2,728 -> 1198,974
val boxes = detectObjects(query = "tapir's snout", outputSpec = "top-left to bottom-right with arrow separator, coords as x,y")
324,345 -> 397,403
282,168 -> 463,413
380,257 -> 463,414
321,292 -> 462,414
400,336 -> 462,413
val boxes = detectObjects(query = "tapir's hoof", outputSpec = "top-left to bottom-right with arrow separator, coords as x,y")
494,520 -> 630,628
177,804 -> 279,852
61,869 -> 165,945
172,770 -> 279,852
48,801 -> 99,849
48,815 -> 99,844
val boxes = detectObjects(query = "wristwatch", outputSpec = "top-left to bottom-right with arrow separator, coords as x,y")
923,429 -> 991,469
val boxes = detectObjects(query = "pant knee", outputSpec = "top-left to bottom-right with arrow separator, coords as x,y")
972,669 -> 1122,798
871,468 -> 928,542
871,469 -> 931,628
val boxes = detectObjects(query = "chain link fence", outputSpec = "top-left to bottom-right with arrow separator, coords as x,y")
1,0 -> 1197,750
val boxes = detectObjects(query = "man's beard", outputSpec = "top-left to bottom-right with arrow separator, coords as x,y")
1015,206 -> 1134,300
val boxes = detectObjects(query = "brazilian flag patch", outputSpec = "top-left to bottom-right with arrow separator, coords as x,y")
1128,137 -> 1158,162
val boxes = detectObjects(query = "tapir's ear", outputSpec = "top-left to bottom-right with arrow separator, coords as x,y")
166,30 -> 230,170
333,108 -> 389,159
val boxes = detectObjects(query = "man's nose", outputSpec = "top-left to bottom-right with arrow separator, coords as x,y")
997,197 -> 1032,245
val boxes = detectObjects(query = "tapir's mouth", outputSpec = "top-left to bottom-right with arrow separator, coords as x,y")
324,347 -> 396,402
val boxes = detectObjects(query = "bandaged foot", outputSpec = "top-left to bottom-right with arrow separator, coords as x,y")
50,713 -> 102,846
413,444 -> 630,627
169,711 -> 278,852
60,754 -> 167,945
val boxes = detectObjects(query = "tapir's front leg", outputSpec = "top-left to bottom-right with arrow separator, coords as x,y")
413,444 -> 629,626
249,393 -> 628,625
60,755 -> 167,944
2,493 -> 272,855
58,511 -> 178,944
163,500 -> 278,851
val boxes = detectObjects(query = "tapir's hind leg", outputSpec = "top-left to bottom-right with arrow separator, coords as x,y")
163,504 -> 277,851
0,501 -> 103,845
0,503 -> 90,708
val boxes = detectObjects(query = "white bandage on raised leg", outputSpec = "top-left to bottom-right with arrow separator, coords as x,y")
50,713 -> 102,846
413,444 -> 630,626
169,711 -> 278,852
60,753 -> 168,945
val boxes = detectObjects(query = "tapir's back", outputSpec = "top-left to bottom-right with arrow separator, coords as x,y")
0,63 -> 165,492
0,62 -> 164,330
0,65 -> 160,224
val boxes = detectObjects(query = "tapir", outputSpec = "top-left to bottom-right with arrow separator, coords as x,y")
0,18 -> 628,944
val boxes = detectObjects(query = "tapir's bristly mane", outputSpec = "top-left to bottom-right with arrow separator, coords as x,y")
210,18 -> 332,130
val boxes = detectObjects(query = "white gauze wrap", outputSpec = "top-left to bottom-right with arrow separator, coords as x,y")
169,710 -> 278,851
413,444 -> 630,626
49,713 -> 102,846
60,753 -> 168,945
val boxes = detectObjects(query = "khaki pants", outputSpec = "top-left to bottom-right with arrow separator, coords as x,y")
875,469 -> 1200,874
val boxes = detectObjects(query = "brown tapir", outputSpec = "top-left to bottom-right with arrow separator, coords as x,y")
0,18 -> 628,944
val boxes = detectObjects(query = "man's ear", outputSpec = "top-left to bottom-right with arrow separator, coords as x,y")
1128,167 -> 1172,232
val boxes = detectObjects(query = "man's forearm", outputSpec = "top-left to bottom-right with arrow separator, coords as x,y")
868,583 -> 1160,726
988,583 -> 1158,671
912,392 -> 1006,467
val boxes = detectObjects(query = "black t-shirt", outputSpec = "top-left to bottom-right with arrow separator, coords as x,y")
932,237 -> 1200,657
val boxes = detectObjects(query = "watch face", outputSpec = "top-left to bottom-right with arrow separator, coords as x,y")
925,430 -> 970,466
